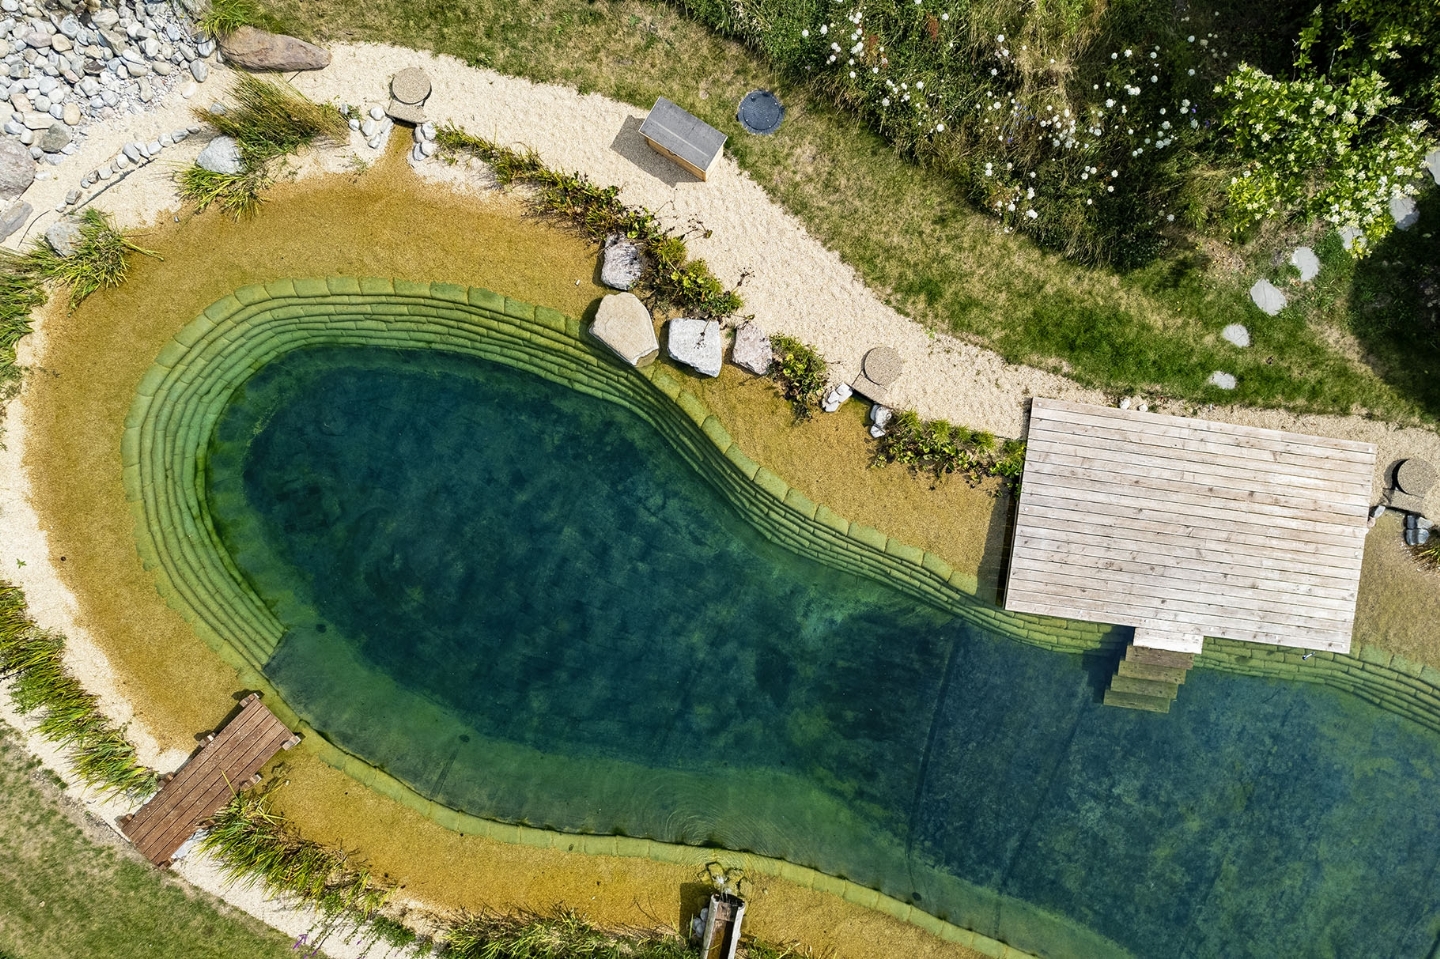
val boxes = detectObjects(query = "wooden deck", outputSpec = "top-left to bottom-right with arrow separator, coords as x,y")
120,694 -> 298,866
1005,398 -> 1375,653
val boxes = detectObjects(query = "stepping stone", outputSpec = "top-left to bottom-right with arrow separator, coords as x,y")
387,67 -> 431,124
1426,149 -> 1440,186
591,293 -> 658,367
666,317 -> 723,377
1396,458 -> 1437,497
1289,246 -> 1320,282
730,321 -> 773,375
1221,324 -> 1250,348
1249,278 -> 1286,316
1339,225 -> 1364,252
852,345 -> 904,404
1208,371 -> 1237,390
737,90 -> 784,135
1390,194 -> 1419,230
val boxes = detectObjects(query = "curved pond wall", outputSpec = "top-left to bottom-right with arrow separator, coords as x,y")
124,278 -> 1440,957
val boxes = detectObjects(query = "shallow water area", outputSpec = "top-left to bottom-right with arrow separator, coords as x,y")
208,344 -> 1440,958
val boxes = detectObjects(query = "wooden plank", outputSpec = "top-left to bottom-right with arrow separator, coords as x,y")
1118,660 -> 1190,684
1110,674 -> 1179,698
1103,688 -> 1172,712
1031,398 -> 1376,457
1127,646 -> 1195,669
1021,454 -> 1369,520
1011,526 -> 1365,587
1025,439 -> 1373,499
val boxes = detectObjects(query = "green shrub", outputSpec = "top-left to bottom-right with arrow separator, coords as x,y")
180,76 -> 347,219
197,0 -> 281,38
768,334 -> 828,419
872,410 -> 1026,488
436,125 -> 743,318
0,582 -> 157,796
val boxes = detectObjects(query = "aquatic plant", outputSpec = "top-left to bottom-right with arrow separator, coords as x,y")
180,76 -> 347,218
872,409 -> 1026,488
768,334 -> 828,419
435,125 -> 742,318
444,909 -> 694,959
0,582 -> 157,796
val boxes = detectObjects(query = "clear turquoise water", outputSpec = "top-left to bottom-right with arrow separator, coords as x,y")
207,346 -> 1440,958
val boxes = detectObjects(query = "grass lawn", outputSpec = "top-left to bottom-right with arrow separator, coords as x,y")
259,0 -> 1437,424
0,722 -> 299,959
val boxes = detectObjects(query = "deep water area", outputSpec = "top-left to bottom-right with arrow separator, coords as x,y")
207,346 -> 1440,958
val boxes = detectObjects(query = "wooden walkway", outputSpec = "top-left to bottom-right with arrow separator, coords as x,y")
1005,399 -> 1375,654
121,694 -> 298,866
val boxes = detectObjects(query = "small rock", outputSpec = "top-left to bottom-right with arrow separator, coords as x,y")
731,321 -> 773,375
1221,323 -> 1250,347
218,26 -> 330,72
1136,402 -> 1149,413
171,129 -> 188,142
180,80 -> 196,99
418,139 -> 436,157
196,37 -> 215,58
820,383 -> 852,413
152,60 -> 170,75
0,197 -> 28,240
121,141 -> 141,162
92,9 -> 118,27
1118,397 -> 1131,410
141,37 -> 159,58
366,135 -> 381,150
591,292 -> 659,367
421,121 -> 436,140
1371,504 -> 1387,519
1289,246 -> 1320,282
159,134 -> 172,147
1390,194 -> 1419,230
37,120 -> 68,152
871,405 -> 893,428
667,317 -> 724,377
195,135 -> 242,174
95,163 -> 110,179
59,17 -> 80,39
1339,225 -> 1364,252
409,142 -> 424,162
359,117 -> 376,138
1418,517 -> 1433,531
0,135 -> 32,197
113,153 -> 129,169
63,188 -> 79,204
146,139 -> 161,155
61,102 -> 77,125
599,233 -> 643,291
49,34 -> 70,53
44,217 -> 83,256
368,104 -> 383,121
1208,371 -> 1237,391
1249,278 -> 1287,316
208,100 -> 226,115
188,57 -> 205,82
346,116 -> 359,131
1419,527 -> 1432,546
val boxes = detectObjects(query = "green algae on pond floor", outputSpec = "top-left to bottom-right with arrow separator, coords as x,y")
206,343 -> 1440,959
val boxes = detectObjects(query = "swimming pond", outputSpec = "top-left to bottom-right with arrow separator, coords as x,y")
200,342 -> 1440,959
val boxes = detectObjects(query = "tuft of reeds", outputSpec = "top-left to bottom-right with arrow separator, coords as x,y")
180,76 -> 347,218
202,792 -> 390,920
444,908 -> 694,959
26,209 -> 161,309
872,410 -> 1027,489
768,335 -> 828,420
196,0 -> 264,38
435,125 -> 742,319
0,581 -> 157,796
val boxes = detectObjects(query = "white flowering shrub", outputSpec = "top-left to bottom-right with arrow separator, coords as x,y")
1219,65 -> 1430,253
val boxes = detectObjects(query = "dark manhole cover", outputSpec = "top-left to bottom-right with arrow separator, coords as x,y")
737,90 -> 784,135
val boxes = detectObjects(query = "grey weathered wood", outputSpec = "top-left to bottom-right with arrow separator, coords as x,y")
639,97 -> 727,181
1005,399 -> 1374,653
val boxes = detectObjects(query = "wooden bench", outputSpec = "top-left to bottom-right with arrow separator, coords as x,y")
120,694 -> 298,866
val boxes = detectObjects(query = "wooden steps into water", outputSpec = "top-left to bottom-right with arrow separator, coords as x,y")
1103,644 -> 1197,712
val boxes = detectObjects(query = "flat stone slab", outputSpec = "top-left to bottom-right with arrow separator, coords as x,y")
862,346 -> 904,387
386,99 -> 425,124
1427,148 -> 1440,186
1249,278 -> 1287,316
1397,458 -> 1437,496
1390,194 -> 1419,230
1207,371 -> 1237,390
218,25 -> 331,72
667,317 -> 723,377
391,67 -> 431,105
591,292 -> 658,367
1289,246 -> 1320,282
1221,323 -> 1250,348
730,321 -> 772,375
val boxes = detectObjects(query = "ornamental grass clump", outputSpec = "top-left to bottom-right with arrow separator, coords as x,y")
872,410 -> 1026,488
435,125 -> 742,318
0,582 -> 157,796
27,209 -> 160,308
180,75 -> 348,218
445,909 -> 694,959
202,791 -> 390,919
767,334 -> 828,420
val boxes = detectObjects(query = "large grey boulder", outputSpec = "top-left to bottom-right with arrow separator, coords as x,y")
1390,194 -> 1420,230
591,292 -> 659,367
1289,246 -> 1320,282
731,321 -> 773,375
600,234 -> 643,291
1249,278 -> 1287,316
667,317 -> 723,377
0,138 -> 34,199
0,200 -> 30,242
45,218 -> 84,258
218,26 -> 331,72
196,135 -> 243,175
